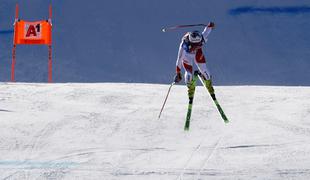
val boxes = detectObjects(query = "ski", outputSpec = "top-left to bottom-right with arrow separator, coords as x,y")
184,71 -> 198,130
212,97 -> 229,123
198,74 -> 229,123
184,102 -> 193,131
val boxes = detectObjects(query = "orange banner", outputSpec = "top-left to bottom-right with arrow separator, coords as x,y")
14,20 -> 52,45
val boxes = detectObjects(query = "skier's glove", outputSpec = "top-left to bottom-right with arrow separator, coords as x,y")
207,22 -> 215,29
174,73 -> 182,83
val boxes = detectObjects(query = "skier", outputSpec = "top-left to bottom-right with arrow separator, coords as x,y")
174,22 -> 216,99
159,21 -> 228,126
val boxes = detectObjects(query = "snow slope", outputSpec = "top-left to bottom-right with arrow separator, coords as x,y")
0,0 -> 309,84
1,83 -> 310,179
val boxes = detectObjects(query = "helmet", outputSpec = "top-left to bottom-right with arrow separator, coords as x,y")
189,30 -> 202,43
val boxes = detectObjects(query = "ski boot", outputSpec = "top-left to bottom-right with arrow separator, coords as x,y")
202,78 -> 216,100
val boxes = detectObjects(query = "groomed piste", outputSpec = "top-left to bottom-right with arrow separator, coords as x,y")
1,83 -> 310,179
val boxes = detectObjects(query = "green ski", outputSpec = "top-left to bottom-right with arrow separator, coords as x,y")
197,73 -> 229,123
184,103 -> 193,130
212,98 -> 229,123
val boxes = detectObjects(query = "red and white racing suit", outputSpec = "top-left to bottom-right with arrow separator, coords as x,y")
176,26 -> 212,85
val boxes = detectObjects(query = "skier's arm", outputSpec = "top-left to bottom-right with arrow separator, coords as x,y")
202,22 -> 215,40
176,43 -> 183,74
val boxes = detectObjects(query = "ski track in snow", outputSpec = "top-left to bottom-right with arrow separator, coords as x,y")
0,83 -> 310,179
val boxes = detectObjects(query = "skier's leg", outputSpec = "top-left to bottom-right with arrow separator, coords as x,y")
181,55 -> 197,130
195,49 -> 211,80
181,51 -> 194,86
183,63 -> 192,85
184,71 -> 198,130
195,49 -> 215,94
183,62 -> 195,98
181,53 -> 196,99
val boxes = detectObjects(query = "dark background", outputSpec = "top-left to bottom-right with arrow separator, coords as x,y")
0,0 -> 309,85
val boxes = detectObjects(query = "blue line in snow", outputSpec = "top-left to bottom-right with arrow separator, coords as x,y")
0,160 -> 79,169
229,6 -> 310,15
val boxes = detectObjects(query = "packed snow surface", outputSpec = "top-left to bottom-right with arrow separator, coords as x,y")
1,83 -> 310,179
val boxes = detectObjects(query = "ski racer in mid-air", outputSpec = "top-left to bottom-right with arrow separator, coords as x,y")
174,22 -> 216,100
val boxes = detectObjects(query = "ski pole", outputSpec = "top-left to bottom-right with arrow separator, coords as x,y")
162,24 -> 207,32
158,82 -> 175,119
